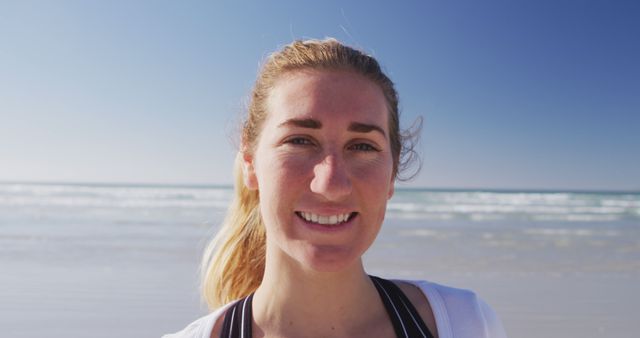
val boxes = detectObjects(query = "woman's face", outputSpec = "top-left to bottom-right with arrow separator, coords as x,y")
244,69 -> 395,272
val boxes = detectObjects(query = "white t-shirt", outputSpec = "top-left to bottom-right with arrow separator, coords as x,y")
163,279 -> 508,338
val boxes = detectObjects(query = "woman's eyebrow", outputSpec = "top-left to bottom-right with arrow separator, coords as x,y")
278,118 -> 321,129
348,122 -> 387,139
277,118 -> 386,139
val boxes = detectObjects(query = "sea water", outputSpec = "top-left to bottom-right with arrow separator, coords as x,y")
1,183 -> 639,337
3,183 -> 637,225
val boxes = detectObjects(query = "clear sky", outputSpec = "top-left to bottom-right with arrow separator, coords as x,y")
1,0 -> 638,191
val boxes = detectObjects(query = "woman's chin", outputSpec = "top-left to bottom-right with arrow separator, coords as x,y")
295,245 -> 364,273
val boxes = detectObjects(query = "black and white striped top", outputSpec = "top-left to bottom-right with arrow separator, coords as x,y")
219,275 -> 435,338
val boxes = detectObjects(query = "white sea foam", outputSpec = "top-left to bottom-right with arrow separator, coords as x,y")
386,189 -> 640,222
2,183 -> 639,222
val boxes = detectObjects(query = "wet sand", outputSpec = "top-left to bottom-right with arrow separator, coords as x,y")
1,216 -> 639,337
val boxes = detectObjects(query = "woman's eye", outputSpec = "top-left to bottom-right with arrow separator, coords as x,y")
350,143 -> 378,152
286,137 -> 313,146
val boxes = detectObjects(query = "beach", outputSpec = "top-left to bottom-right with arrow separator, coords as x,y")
1,183 -> 638,337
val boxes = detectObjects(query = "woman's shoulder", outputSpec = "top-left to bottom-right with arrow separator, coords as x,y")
395,279 -> 507,338
162,302 -> 233,338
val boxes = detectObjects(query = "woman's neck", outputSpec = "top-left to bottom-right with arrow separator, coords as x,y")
252,252 -> 389,337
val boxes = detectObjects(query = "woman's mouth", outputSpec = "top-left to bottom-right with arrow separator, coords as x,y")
295,211 -> 358,225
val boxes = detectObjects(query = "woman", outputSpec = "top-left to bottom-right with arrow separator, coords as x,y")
165,38 -> 507,338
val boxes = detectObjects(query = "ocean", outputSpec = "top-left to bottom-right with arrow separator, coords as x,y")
3,182 -> 637,225
1,182 -> 639,337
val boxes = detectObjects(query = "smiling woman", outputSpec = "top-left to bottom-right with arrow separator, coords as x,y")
163,38 -> 507,338
246,69 -> 394,274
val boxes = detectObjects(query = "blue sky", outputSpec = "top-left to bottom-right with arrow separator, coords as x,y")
1,0 -> 638,190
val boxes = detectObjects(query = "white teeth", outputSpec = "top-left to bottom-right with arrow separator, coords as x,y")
298,212 -> 353,225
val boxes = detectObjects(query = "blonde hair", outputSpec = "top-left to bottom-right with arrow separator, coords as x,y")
201,38 -> 419,309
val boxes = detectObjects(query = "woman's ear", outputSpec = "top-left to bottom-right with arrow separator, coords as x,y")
242,151 -> 258,190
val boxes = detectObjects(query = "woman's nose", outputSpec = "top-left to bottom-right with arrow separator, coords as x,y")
310,154 -> 352,201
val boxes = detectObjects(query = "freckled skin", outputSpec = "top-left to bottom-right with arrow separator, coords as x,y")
245,69 -> 395,272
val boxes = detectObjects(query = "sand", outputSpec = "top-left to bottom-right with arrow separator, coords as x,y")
1,214 -> 638,337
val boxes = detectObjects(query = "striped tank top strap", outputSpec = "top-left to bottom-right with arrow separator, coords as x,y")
370,276 -> 434,338
219,294 -> 254,338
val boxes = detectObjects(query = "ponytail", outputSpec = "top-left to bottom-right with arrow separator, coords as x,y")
200,153 -> 266,309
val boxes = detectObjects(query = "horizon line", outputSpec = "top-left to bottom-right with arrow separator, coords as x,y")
0,179 -> 638,195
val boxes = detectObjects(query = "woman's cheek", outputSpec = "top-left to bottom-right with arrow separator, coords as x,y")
350,155 -> 394,180
269,152 -> 314,180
